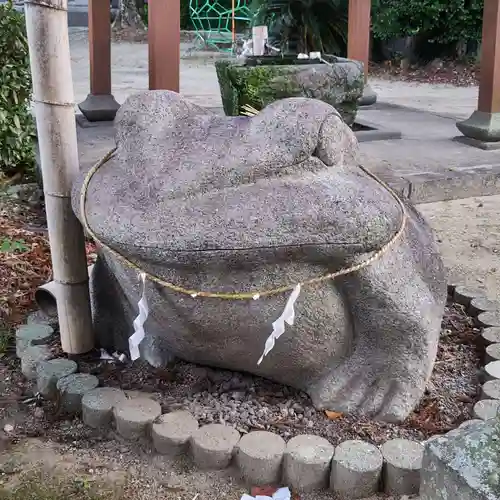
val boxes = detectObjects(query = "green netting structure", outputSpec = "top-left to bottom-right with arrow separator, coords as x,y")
189,0 -> 251,52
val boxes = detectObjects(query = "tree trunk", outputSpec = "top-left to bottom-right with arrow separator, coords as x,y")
113,0 -> 146,32
24,0 -> 94,354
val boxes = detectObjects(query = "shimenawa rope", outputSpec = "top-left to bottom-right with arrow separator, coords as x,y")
80,148 -> 408,301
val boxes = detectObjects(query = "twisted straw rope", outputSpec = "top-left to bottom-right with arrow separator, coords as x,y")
80,146 -> 407,300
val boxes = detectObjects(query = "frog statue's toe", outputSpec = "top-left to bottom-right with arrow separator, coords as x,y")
73,90 -> 447,423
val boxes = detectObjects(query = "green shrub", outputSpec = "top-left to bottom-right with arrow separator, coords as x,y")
0,0 -> 36,180
372,0 -> 483,54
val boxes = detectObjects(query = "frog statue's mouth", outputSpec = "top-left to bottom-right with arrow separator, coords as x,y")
74,91 -> 402,279
70,90 -> 446,423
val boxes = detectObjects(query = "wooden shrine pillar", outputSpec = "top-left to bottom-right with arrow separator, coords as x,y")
347,0 -> 376,106
457,0 -> 500,145
148,0 -> 180,91
78,0 -> 120,122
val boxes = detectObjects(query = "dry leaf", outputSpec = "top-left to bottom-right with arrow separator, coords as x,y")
325,410 -> 344,420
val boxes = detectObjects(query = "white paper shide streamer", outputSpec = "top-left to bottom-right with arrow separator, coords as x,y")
257,284 -> 301,365
128,272 -> 149,361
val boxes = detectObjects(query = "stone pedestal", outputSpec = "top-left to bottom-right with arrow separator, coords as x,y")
456,0 -> 500,149
420,419 -> 500,499
78,94 -> 120,122
456,111 -> 500,143
359,81 -> 377,106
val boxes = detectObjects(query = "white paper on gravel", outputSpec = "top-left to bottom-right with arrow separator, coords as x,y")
128,272 -> 149,361
257,284 -> 301,365
241,487 -> 291,500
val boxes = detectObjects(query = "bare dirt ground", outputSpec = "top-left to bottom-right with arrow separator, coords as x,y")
419,194 -> 500,303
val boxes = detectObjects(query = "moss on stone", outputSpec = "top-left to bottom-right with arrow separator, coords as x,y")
214,58 -> 364,126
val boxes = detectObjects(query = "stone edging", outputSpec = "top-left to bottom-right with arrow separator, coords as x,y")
16,283 -> 500,497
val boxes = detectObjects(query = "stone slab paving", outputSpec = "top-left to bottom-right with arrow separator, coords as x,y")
369,79 -> 478,121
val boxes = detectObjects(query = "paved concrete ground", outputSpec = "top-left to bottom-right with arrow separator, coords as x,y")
70,29 -> 500,301
69,28 -> 479,119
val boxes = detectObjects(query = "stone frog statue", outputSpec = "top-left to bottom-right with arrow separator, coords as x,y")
72,90 -> 446,423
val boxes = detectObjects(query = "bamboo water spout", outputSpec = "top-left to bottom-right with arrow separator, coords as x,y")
24,0 -> 94,353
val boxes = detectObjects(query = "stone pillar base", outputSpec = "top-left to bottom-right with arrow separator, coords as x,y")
78,94 -> 120,122
358,82 -> 377,107
456,110 -> 500,142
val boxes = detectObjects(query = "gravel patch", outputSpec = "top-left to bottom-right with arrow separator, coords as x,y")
73,299 -> 482,446
0,299 -> 481,459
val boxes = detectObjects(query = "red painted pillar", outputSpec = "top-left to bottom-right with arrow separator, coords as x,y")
78,0 -> 120,121
148,0 -> 180,91
457,0 -> 500,143
347,0 -> 371,82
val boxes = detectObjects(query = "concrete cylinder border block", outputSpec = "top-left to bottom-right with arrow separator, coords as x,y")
477,311 -> 500,328
16,323 -> 53,358
190,423 -> 241,470
113,397 -> 162,440
82,387 -> 128,429
22,283 -> 500,495
236,430 -> 286,486
381,438 -> 424,496
36,358 -> 78,399
56,373 -> 100,415
453,285 -> 482,307
331,439 -> 383,499
482,327 -> 500,346
481,379 -> 500,400
284,434 -> 334,492
152,410 -> 199,456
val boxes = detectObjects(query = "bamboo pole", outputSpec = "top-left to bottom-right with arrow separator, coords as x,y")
24,0 -> 94,354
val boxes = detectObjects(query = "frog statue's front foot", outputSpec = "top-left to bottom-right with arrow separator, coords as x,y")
73,90 -> 446,423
